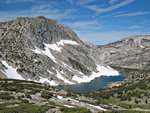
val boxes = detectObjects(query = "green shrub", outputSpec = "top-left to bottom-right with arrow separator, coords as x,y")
21,99 -> 29,103
17,96 -> 21,100
66,89 -> 72,97
41,91 -> 53,99
29,89 -> 39,94
60,107 -> 91,113
0,104 -> 49,113
0,93 -> 14,100
134,99 -> 138,104
99,110 -> 147,113
145,99 -> 148,104
25,93 -> 31,98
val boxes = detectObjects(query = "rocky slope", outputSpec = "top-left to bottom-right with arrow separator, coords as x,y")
0,79 -> 107,113
94,35 -> 150,70
0,16 -> 119,85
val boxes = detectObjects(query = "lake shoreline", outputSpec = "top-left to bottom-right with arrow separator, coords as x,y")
57,74 -> 126,94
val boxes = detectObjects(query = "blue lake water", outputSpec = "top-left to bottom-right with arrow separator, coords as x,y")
57,74 -> 126,94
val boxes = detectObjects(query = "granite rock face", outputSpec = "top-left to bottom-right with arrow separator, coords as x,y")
0,16 -> 118,85
94,35 -> 150,70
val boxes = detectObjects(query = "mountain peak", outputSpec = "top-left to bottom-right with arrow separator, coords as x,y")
0,17 -> 119,85
15,16 -> 48,20
36,16 -> 47,19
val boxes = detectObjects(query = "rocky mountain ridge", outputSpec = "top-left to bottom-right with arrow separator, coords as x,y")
94,35 -> 150,70
0,16 -> 119,85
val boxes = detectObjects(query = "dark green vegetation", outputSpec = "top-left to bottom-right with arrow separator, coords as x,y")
0,79 -> 55,112
0,79 -> 47,93
0,92 -> 14,100
41,91 -> 53,99
112,66 -> 150,81
60,107 -> 92,113
85,68 -> 150,110
0,79 -> 90,113
99,110 -> 150,113
0,103 -> 50,113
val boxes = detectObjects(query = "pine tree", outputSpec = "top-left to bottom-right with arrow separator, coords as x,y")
145,99 -> 148,104
134,99 -> 138,104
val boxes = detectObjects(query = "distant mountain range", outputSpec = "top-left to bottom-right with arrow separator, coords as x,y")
94,35 -> 150,70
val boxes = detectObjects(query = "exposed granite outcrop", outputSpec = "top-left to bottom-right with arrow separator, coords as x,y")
0,16 -> 110,85
94,35 -> 150,70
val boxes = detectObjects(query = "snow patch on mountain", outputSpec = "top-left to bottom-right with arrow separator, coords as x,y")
110,51 -> 115,53
39,76 -> 57,86
31,40 -> 78,63
31,46 -> 57,63
57,40 -> 78,46
1,61 -> 24,80
44,40 -> 79,52
88,104 -> 106,111
56,70 -> 74,84
64,105 -> 74,108
47,70 -> 53,74
44,43 -> 61,52
73,64 -> 120,83
140,45 -> 145,48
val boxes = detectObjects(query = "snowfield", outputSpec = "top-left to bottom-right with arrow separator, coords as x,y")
39,76 -> 58,86
88,104 -> 107,111
56,70 -> 74,84
1,61 -> 24,80
44,40 -> 79,52
31,45 -> 57,63
31,40 -> 78,63
62,61 -> 119,84
24,39 -> 120,85
64,105 -> 74,108
73,64 -> 120,83
0,61 -> 119,86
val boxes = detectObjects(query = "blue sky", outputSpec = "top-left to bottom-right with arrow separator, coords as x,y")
0,0 -> 150,45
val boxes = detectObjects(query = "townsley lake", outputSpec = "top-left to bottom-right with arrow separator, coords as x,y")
57,74 -> 126,93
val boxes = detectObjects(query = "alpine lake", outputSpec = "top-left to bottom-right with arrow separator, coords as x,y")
57,74 -> 126,93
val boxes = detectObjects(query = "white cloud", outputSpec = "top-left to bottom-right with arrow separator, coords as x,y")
0,0 -> 77,22
128,25 -> 142,29
100,11 -> 125,18
4,0 -> 43,4
77,0 -> 99,5
109,0 -> 118,5
67,0 -> 74,5
86,0 -> 134,14
77,30 -> 150,45
64,20 -> 101,30
114,11 -> 150,17
0,3 -> 77,22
